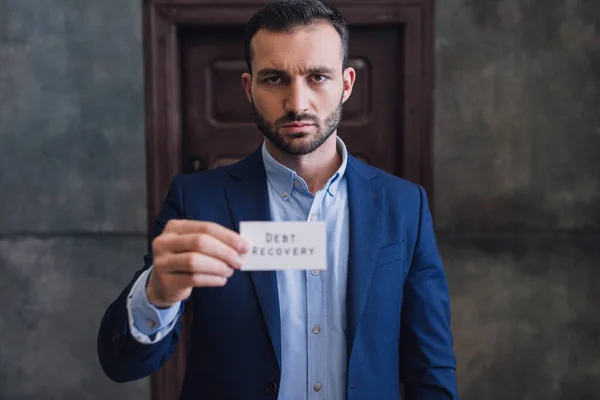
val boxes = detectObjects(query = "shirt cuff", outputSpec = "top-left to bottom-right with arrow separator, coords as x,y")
126,265 -> 181,344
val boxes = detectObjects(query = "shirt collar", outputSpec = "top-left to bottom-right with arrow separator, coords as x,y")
262,136 -> 348,200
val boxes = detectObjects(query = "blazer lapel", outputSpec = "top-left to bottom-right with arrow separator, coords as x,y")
225,147 -> 282,369
345,156 -> 384,358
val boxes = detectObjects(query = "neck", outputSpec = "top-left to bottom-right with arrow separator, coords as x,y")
265,134 -> 342,194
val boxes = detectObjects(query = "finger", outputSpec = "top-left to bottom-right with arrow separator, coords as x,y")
201,223 -> 250,253
163,220 -> 250,253
164,272 -> 229,290
154,252 -> 235,277
156,234 -> 243,270
154,233 -> 243,269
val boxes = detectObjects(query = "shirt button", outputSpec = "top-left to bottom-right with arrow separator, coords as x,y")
312,325 -> 321,334
282,192 -> 289,199
294,180 -> 301,187
311,269 -> 319,276
147,319 -> 157,329
309,214 -> 317,221
265,381 -> 278,394
313,383 -> 322,392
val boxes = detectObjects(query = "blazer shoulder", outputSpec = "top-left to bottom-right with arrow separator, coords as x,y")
176,163 -> 235,189
176,149 -> 263,190
351,156 -> 424,202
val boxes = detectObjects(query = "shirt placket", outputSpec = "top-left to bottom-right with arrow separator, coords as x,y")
306,189 -> 327,399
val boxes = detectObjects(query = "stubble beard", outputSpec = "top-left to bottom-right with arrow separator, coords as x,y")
251,96 -> 344,155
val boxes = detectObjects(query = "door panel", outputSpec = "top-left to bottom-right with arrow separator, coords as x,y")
180,26 -> 403,173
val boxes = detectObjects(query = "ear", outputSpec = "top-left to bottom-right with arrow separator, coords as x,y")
341,67 -> 356,104
241,73 -> 253,103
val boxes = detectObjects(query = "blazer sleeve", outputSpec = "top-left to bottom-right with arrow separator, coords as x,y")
400,184 -> 458,399
97,175 -> 189,383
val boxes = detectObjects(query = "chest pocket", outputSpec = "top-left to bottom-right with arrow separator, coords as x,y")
375,241 -> 406,268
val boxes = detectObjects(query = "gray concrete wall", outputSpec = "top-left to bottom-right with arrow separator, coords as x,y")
0,0 -> 598,399
0,0 -> 150,398
435,0 -> 600,398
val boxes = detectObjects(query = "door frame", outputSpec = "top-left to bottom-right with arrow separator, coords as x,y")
143,1 -> 435,399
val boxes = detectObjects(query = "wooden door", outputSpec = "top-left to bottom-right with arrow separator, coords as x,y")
143,1 -> 434,399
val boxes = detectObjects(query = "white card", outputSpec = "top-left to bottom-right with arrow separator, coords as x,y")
239,221 -> 327,271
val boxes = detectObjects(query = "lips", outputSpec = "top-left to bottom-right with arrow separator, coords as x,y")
281,122 -> 314,128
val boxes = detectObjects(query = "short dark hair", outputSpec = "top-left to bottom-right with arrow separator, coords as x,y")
244,0 -> 349,73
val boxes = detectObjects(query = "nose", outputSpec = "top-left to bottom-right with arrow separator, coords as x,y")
284,80 -> 310,114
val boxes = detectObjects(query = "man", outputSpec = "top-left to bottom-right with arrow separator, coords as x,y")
97,0 -> 457,399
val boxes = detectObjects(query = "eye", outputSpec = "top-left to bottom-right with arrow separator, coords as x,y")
311,74 -> 329,83
263,76 -> 282,84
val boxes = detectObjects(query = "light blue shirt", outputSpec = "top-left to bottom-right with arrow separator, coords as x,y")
126,138 -> 350,399
262,138 -> 349,399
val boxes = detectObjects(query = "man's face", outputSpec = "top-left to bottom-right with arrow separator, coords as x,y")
242,22 -> 355,155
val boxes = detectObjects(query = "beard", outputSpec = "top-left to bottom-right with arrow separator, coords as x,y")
251,96 -> 344,155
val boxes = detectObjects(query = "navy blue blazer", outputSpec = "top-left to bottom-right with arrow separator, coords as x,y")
97,147 -> 458,399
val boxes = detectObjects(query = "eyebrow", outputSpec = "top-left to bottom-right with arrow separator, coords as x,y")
255,66 -> 336,78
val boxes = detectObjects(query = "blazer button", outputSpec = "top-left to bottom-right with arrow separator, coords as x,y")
265,381 -> 278,394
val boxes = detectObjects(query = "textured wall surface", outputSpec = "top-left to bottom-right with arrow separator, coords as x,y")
0,0 -> 150,398
444,236 -> 600,399
0,0 -> 147,233
435,0 -> 600,399
0,238 -> 149,399
435,0 -> 600,232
